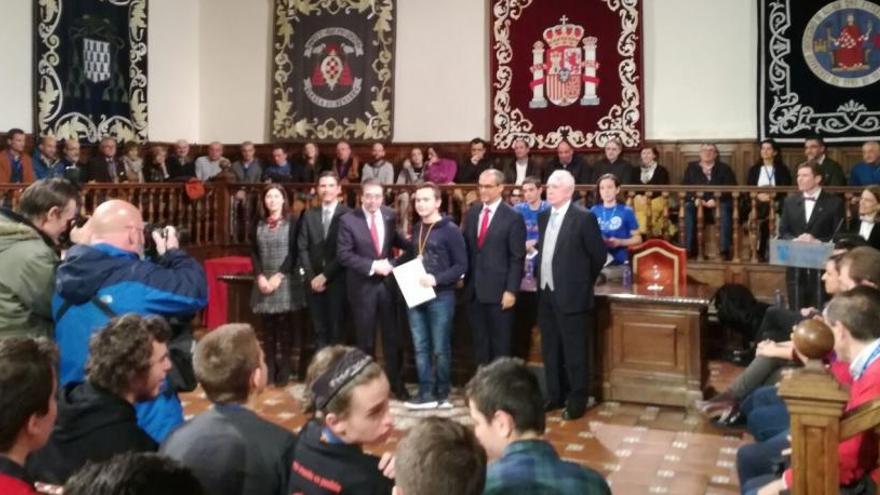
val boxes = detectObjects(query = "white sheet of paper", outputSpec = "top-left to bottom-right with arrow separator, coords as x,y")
393,258 -> 436,308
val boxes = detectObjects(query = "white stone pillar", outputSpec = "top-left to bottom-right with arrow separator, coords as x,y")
580,36 -> 600,106
529,41 -> 548,109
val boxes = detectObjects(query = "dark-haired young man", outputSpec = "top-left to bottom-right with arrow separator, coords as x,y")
64,452 -> 204,495
466,358 -> 610,494
394,417 -> 486,495
0,128 -> 35,183
803,135 -> 846,187
0,337 -> 58,495
161,323 -> 297,495
27,315 -> 172,484
0,179 -> 81,338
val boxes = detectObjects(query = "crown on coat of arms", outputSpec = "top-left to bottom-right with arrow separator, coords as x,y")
543,16 -> 584,49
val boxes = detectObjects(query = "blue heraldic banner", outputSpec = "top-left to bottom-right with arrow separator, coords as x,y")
760,0 -> 880,142
271,0 -> 395,142
34,0 -> 148,143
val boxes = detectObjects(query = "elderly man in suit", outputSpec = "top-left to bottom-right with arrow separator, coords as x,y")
336,178 -> 411,399
779,160 -> 845,310
84,136 -> 125,183
298,172 -> 351,348
536,170 -> 607,420
464,169 -> 526,365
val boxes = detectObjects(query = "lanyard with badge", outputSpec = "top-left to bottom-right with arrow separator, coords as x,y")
417,222 -> 436,260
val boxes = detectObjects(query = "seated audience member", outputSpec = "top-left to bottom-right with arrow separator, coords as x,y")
147,144 -> 171,182
0,128 -> 35,184
288,346 -> 395,495
361,143 -> 395,184
466,358 -> 611,494
321,140 -> 359,184
744,139 -> 792,261
803,135 -> 846,186
161,323 -> 296,495
394,417 -> 486,495
195,141 -> 229,182
396,147 -> 426,186
401,182 -> 467,410
122,142 -> 145,183
593,138 -> 634,184
32,136 -> 62,180
847,185 -> 880,250
502,138 -> 540,186
745,286 -> 880,495
231,141 -> 263,183
543,140 -> 590,184
683,143 -> 737,258
63,452 -> 204,495
263,144 -> 294,182
0,179 -> 80,338
424,146 -> 457,185
0,337 -> 58,495
27,315 -> 171,484
849,141 -> 880,186
167,139 -> 196,180
508,187 -> 522,206
84,136 -> 125,183
632,146 -> 674,238
455,138 -> 491,184
590,173 -> 641,279
58,139 -> 83,182
53,199 -> 207,442
298,141 -> 325,178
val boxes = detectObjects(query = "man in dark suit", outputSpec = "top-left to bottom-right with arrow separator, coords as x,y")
298,172 -> 351,348
593,138 -> 635,184
804,135 -> 846,187
502,138 -> 541,185
167,139 -> 196,180
542,141 -> 591,184
336,179 -> 411,399
779,161 -> 845,309
84,136 -> 125,183
464,169 -> 526,365
535,169 -> 607,420
682,143 -> 737,258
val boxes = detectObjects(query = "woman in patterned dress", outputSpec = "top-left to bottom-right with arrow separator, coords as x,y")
251,184 -> 305,386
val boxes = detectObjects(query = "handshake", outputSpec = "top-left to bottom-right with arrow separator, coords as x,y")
371,258 -> 394,276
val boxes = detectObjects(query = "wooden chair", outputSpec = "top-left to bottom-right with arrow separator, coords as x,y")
629,238 -> 687,287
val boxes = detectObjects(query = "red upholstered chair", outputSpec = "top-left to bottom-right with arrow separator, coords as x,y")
628,239 -> 687,287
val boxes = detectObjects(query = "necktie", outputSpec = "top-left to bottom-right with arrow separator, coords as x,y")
322,208 -> 332,239
477,207 -> 491,248
108,158 -> 118,183
804,196 -> 816,202
370,213 -> 382,256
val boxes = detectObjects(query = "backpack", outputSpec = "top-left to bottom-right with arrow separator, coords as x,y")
713,283 -> 770,344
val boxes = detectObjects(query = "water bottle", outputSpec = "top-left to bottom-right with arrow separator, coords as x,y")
622,261 -> 632,288
774,289 -> 784,308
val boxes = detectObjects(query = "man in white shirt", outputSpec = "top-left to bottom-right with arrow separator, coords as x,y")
194,142 -> 229,181
503,139 -> 540,185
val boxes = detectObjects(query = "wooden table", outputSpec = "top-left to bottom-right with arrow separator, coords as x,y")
595,282 -> 712,408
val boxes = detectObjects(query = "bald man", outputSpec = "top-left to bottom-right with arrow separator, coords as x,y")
195,142 -> 229,181
849,141 -> 880,186
52,199 -> 207,442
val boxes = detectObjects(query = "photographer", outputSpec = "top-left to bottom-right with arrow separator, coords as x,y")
52,199 -> 207,443
0,178 -> 81,339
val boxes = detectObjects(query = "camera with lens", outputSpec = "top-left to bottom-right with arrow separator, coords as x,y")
144,222 -> 190,258
58,214 -> 91,250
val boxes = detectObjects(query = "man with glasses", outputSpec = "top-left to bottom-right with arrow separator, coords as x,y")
52,199 -> 207,442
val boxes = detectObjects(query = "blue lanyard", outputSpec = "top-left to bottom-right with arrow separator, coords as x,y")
322,426 -> 346,445
762,166 -> 775,185
601,205 -> 619,227
856,343 -> 880,380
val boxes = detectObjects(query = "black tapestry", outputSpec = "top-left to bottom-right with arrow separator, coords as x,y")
759,0 -> 880,143
34,0 -> 148,143
271,0 -> 395,142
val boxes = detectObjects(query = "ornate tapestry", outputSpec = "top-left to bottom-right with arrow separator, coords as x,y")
759,0 -> 880,143
34,0 -> 148,143
271,0 -> 395,142
490,0 -> 644,150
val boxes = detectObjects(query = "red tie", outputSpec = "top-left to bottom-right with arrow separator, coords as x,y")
370,213 -> 382,256
477,208 -> 490,248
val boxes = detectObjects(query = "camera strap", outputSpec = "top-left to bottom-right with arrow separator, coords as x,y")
55,296 -> 117,322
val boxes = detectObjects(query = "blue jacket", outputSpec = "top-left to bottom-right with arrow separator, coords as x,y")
53,243 -> 207,442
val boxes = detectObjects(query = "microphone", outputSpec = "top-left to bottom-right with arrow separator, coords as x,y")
829,217 -> 845,242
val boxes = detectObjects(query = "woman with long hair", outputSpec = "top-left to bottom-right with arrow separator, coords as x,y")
847,185 -> 880,250
590,173 -> 641,280
250,184 -> 305,386
744,139 -> 792,260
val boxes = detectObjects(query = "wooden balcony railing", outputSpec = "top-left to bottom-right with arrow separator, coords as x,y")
0,182 -> 868,262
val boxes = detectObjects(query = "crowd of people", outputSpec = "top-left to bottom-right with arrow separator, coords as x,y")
4,128 -> 880,494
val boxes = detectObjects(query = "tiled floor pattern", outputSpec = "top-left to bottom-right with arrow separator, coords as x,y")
180,360 -> 748,495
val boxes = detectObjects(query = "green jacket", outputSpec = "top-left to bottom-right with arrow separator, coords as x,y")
0,209 -> 58,338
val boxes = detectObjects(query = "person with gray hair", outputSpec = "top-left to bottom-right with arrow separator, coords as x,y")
463,168 -> 526,366
195,142 -> 230,182
84,136 -> 125,183
535,169 -> 607,420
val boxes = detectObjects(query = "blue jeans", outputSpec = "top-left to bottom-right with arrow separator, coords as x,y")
407,292 -> 455,400
737,429 -> 790,493
685,200 -> 732,254
741,386 -> 789,442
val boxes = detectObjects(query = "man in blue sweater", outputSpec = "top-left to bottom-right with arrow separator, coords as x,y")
403,182 -> 468,410
849,141 -> 880,186
52,199 -> 207,442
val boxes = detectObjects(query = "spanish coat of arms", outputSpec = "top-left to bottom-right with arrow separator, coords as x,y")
529,16 -> 600,108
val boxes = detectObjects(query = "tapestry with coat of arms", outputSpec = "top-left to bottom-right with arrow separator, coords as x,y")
271,0 -> 395,142
490,0 -> 644,150
759,0 -> 880,142
34,0 -> 148,143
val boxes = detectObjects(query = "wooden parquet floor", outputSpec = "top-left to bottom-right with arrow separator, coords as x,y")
180,360 -> 749,495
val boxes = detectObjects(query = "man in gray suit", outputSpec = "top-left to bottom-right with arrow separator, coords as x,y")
231,141 -> 263,183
